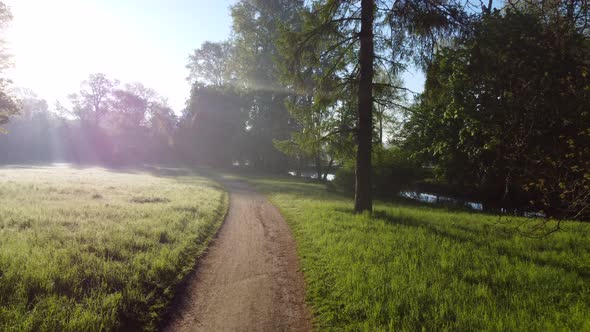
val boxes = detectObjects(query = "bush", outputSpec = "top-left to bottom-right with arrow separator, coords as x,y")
330,166 -> 355,193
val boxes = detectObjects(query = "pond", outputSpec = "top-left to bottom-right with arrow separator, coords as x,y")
400,192 -> 546,218
288,171 -> 335,181
400,191 -> 484,211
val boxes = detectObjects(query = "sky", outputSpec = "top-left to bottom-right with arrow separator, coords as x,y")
4,0 -> 235,111
3,0 -> 425,112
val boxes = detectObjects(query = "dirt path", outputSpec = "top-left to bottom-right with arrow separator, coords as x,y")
163,179 -> 312,332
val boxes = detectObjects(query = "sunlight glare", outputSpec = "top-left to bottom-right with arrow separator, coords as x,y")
4,0 -> 185,110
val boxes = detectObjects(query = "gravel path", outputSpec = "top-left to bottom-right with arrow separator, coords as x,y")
163,178 -> 312,332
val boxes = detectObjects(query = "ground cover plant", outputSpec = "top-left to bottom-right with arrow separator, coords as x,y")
237,175 -> 590,331
0,166 -> 227,331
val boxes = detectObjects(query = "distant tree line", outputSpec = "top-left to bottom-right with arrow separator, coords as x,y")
0,77 -> 177,165
1,0 -> 588,220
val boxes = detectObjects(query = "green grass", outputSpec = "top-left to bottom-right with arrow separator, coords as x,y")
235,174 -> 590,331
0,166 -> 227,331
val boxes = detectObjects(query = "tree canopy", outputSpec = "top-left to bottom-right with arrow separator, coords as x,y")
404,3 -> 590,219
0,2 -> 19,133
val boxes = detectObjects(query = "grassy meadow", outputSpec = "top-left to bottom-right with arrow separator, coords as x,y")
0,166 -> 227,331
236,175 -> 590,331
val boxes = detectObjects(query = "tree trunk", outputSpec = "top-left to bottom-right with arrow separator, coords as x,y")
378,106 -> 383,145
323,158 -> 334,181
315,153 -> 322,181
354,0 -> 375,213
296,155 -> 303,177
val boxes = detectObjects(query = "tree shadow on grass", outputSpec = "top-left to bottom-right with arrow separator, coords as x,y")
370,209 -> 590,279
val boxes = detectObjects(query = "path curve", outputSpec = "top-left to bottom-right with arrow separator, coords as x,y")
163,178 -> 312,332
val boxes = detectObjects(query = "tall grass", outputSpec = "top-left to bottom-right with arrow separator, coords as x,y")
0,166 -> 227,331
240,175 -> 590,331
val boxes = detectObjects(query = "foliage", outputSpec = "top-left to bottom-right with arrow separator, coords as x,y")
274,1 -> 358,179
273,93 -> 355,179
404,7 -> 590,219
227,0 -> 304,172
0,2 -> 19,133
178,84 -> 248,166
240,174 -> 590,331
0,166 -> 227,331
186,41 -> 234,86
0,91 -> 67,163
0,80 -> 20,133
180,2 -> 306,171
278,0 -> 471,211
68,74 -> 119,124
331,146 -> 425,196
